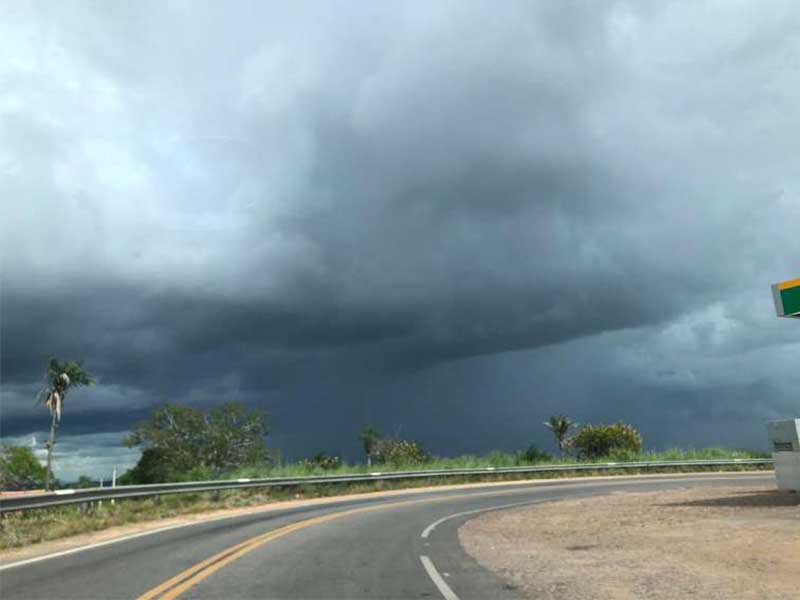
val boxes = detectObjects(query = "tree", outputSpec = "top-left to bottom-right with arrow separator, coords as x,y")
571,422 -> 643,459
358,425 -> 381,467
37,358 -> 95,490
123,402 -> 271,483
74,475 -> 98,488
0,446 -> 48,490
543,415 -> 576,457
117,448 -> 177,485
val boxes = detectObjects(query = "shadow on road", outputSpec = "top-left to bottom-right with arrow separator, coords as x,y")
662,489 -> 799,509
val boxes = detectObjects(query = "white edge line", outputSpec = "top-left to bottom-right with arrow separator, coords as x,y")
0,471 -> 770,571
418,470 -> 769,539
1,494 -> 525,570
421,499 -> 543,538
0,521 -> 197,571
420,555 -> 460,600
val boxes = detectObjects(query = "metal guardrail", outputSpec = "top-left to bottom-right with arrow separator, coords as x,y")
0,458 -> 772,513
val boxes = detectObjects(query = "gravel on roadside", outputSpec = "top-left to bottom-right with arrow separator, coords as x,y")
459,485 -> 799,600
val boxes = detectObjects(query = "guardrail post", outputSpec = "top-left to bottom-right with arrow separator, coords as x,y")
111,467 -> 117,506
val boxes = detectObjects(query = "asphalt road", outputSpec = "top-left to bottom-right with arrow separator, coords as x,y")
0,472 -> 772,600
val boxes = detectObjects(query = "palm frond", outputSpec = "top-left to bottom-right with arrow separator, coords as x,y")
34,387 -> 50,406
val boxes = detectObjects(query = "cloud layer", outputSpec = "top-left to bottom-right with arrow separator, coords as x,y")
2,1 -> 799,477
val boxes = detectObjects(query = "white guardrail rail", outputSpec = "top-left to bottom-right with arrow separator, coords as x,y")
0,458 -> 772,513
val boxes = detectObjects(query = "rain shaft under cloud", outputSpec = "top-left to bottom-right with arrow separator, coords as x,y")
1,1 -> 799,478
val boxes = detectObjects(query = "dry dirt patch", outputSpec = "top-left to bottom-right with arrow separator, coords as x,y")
459,485 -> 799,600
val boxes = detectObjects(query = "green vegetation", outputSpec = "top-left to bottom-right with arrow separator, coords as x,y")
571,422 -> 644,459
356,427 -> 429,468
3,393 -> 771,552
74,475 -> 99,489
543,415 -> 577,456
120,402 -> 271,484
358,425 -> 381,467
0,446 -> 48,490
231,445 -> 767,479
372,438 -> 430,466
0,446 -> 770,551
520,444 -> 552,463
302,453 -> 342,470
37,359 -> 94,490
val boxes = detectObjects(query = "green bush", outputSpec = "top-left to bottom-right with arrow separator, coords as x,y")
303,453 -> 341,470
571,422 -> 643,459
0,446 -> 48,490
373,438 -> 430,466
519,444 -> 552,464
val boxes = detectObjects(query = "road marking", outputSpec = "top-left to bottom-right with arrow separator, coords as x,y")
2,473 -> 767,577
0,522 -> 203,572
420,555 -> 460,600
140,480 -> 638,599
138,511 -> 360,600
135,489 -> 544,600
0,483 -> 544,572
420,499 -> 545,539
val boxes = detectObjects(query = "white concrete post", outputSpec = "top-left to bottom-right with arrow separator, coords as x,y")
111,467 -> 117,506
767,419 -> 800,492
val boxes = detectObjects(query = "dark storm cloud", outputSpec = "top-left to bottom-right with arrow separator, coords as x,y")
2,1 -> 799,475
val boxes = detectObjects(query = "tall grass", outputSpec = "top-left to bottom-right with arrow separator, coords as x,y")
232,446 -> 768,479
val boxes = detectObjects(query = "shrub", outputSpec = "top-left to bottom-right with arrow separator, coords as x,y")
0,446 -> 48,490
373,438 -> 430,467
74,475 -> 98,488
303,453 -> 341,470
571,422 -> 643,459
519,444 -> 552,464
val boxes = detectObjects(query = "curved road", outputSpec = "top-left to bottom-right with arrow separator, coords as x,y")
0,472 -> 771,599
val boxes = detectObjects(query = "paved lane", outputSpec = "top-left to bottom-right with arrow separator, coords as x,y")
0,473 -> 772,599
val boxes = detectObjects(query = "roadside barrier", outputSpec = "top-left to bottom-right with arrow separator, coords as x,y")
0,458 -> 772,513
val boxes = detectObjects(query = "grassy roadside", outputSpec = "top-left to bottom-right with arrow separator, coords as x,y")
0,449 -> 771,551
237,447 -> 768,478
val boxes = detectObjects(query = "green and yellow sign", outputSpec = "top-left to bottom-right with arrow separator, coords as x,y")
773,278 -> 800,319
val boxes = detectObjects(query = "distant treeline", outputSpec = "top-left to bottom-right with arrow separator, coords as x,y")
0,402 -> 769,489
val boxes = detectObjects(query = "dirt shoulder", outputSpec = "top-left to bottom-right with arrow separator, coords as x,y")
460,485 -> 799,600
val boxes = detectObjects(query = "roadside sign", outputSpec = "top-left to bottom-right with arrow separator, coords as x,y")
772,278 -> 800,319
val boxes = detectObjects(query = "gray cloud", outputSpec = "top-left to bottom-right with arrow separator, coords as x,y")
2,1 -> 799,474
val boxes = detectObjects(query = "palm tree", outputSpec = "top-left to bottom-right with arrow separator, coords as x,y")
543,415 -> 576,457
358,425 -> 381,467
37,359 -> 94,490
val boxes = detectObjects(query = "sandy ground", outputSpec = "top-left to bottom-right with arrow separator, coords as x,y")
460,485 -> 799,600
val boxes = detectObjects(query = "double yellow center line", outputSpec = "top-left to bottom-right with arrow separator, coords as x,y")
137,508 -> 365,600
136,490 -> 522,600
137,473 -> 727,599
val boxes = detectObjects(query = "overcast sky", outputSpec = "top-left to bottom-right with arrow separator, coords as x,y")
2,1 -> 799,481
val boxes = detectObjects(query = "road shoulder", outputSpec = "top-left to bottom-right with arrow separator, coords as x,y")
460,484 -> 799,600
